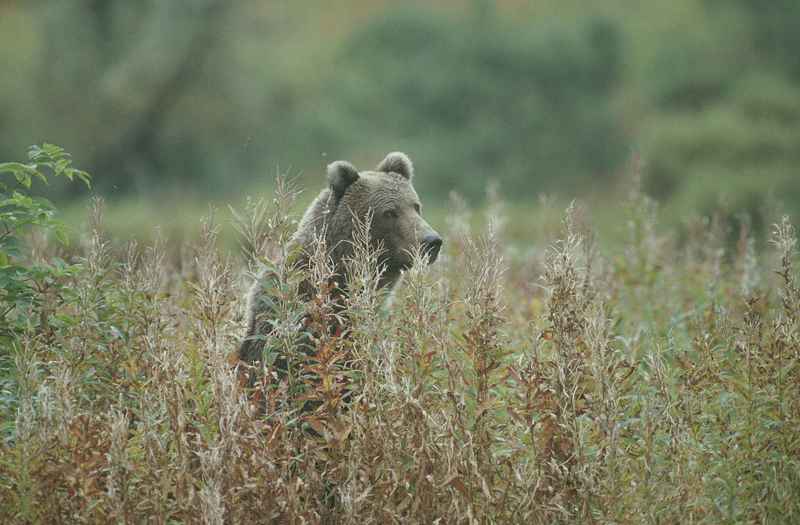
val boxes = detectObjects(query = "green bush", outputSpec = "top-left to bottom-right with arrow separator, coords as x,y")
0,144 -> 90,338
0,144 -> 89,435
706,0 -> 800,80
311,9 -> 627,201
2,172 -> 800,522
642,72 -> 800,228
643,31 -> 740,111
639,1 -> 800,229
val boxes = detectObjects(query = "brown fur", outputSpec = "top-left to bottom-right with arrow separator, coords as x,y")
240,152 -> 441,367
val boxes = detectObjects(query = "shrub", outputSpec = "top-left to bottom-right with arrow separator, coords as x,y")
1,152 -> 799,522
312,9 -> 627,201
0,145 -> 89,437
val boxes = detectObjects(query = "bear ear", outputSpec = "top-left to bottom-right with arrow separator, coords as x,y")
376,152 -> 414,180
327,160 -> 360,201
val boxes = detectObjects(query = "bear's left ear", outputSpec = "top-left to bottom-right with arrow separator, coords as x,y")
376,152 -> 414,180
327,160 -> 360,201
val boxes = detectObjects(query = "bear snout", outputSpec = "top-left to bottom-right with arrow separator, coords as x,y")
421,233 -> 443,264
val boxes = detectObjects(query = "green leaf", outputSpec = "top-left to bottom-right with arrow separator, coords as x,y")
54,226 -> 68,246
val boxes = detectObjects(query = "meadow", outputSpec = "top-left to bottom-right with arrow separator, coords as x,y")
1,148 -> 799,523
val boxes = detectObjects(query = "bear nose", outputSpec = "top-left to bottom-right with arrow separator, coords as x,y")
421,234 -> 443,264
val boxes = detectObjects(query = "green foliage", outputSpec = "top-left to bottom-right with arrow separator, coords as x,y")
705,0 -> 800,80
0,145 -> 89,435
642,72 -> 800,231
643,30 -> 740,111
314,10 -> 626,200
1,172 -> 800,521
0,144 -> 90,338
640,1 -> 800,228
1,1 -> 800,234
0,3 -> 631,204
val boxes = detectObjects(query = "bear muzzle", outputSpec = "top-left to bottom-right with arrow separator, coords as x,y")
421,233 -> 443,264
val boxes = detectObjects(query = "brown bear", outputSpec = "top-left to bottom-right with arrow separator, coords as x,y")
239,151 -> 442,372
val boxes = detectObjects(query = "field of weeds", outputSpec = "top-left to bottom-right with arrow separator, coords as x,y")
1,157 -> 799,523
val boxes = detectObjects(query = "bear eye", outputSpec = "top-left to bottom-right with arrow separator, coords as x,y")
413,203 -> 421,214
383,209 -> 399,219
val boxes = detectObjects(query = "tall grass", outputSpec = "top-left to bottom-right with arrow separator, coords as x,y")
1,177 -> 799,523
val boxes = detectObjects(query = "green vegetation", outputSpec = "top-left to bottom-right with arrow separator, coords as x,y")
1,146 -> 799,522
0,144 -> 90,338
0,144 -> 90,435
2,0 -> 799,520
315,10 -> 625,199
0,1 -> 797,235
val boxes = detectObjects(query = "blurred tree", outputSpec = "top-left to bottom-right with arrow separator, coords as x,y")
37,1 -> 229,193
706,0 -> 800,79
1,0 -> 798,224
642,0 -> 800,227
309,9 -> 627,201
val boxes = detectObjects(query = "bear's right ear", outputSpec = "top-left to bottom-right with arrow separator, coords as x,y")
376,152 -> 414,180
327,160 -> 360,201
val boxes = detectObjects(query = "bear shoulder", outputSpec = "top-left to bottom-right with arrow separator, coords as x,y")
291,188 -> 333,250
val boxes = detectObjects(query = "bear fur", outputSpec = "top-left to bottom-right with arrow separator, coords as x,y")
239,151 -> 442,370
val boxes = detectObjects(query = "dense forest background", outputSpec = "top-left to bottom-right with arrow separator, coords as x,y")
1,0 -> 798,235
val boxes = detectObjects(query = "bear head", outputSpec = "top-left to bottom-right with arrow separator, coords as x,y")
321,152 -> 442,285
